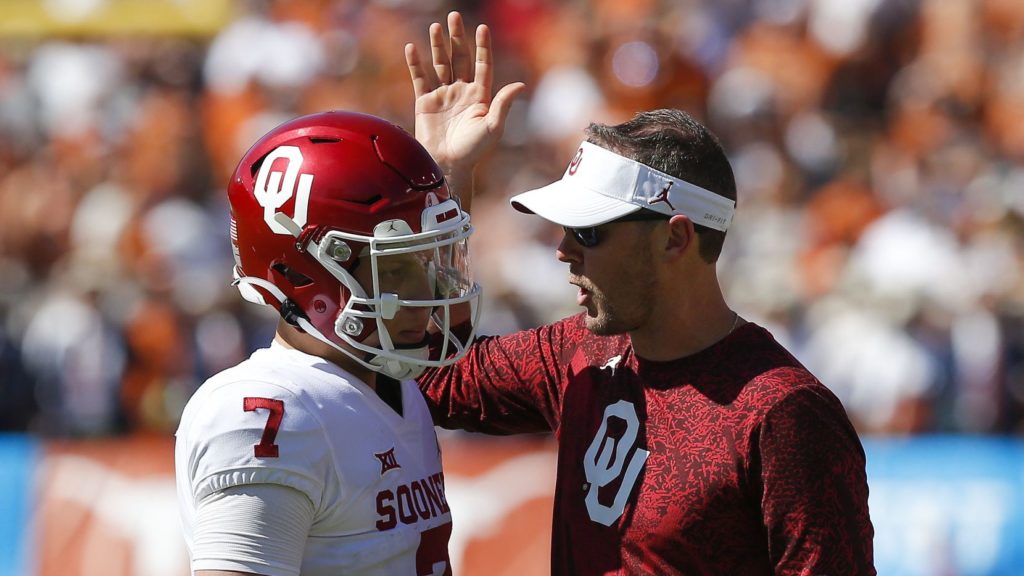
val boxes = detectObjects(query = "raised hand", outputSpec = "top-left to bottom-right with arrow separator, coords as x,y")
405,11 -> 525,204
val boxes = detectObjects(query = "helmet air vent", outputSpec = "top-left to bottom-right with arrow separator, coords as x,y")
347,194 -> 383,206
249,152 -> 269,177
371,134 -> 444,191
271,262 -> 313,287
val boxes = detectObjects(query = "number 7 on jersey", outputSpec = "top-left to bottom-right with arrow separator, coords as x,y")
244,397 -> 284,457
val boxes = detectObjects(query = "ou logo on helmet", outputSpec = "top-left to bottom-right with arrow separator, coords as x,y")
253,146 -> 314,235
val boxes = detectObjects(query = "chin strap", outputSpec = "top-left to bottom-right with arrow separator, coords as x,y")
368,349 -> 427,379
232,273 -> 427,380
294,312 -> 427,379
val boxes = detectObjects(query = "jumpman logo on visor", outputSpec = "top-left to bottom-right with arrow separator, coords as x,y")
649,182 -> 675,211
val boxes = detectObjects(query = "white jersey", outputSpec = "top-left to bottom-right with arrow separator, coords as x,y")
175,341 -> 452,576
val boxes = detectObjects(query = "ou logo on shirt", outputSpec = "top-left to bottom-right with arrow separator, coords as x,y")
254,145 -> 314,235
583,400 -> 650,526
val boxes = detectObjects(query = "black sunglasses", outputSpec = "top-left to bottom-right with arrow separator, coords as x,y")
563,210 -> 670,248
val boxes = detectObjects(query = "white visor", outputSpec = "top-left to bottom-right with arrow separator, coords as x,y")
509,141 -> 735,231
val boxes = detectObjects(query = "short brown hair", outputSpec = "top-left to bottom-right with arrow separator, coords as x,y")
585,109 -> 737,263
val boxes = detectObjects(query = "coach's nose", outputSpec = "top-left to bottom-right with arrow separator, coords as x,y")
556,229 -> 582,265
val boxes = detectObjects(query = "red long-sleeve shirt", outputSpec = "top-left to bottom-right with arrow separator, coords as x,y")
419,315 -> 875,575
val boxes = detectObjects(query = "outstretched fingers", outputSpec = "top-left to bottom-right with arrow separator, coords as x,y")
405,42 -> 439,97
429,21 -> 452,85
473,24 -> 494,98
448,11 -> 473,82
423,12 -> 484,87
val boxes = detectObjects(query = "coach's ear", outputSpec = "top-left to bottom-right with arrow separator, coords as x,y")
660,214 -> 697,261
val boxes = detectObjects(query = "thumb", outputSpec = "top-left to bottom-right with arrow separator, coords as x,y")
486,82 -> 527,134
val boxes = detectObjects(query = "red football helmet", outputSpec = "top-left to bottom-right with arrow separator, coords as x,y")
227,111 -> 480,378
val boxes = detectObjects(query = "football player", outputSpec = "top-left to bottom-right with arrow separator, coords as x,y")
175,110 -> 487,576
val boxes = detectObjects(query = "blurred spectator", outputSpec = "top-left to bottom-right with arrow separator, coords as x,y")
0,0 -> 1021,438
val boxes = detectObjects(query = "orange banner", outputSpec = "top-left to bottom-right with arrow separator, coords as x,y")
30,434 -> 556,575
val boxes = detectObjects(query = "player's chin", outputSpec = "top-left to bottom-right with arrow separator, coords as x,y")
393,329 -> 430,347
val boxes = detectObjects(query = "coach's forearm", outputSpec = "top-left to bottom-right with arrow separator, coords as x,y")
443,164 -> 476,214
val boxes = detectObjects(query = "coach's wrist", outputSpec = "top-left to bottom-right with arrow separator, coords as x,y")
444,164 -> 477,213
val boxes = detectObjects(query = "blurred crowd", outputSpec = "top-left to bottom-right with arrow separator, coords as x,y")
0,0 -> 1022,437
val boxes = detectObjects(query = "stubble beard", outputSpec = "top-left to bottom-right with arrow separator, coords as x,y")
584,288 -> 654,335
582,254 -> 657,336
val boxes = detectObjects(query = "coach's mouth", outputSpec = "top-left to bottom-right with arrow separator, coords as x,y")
576,286 -> 591,307
569,277 -> 591,306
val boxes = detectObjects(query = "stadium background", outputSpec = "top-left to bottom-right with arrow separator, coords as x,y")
0,0 -> 1023,574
